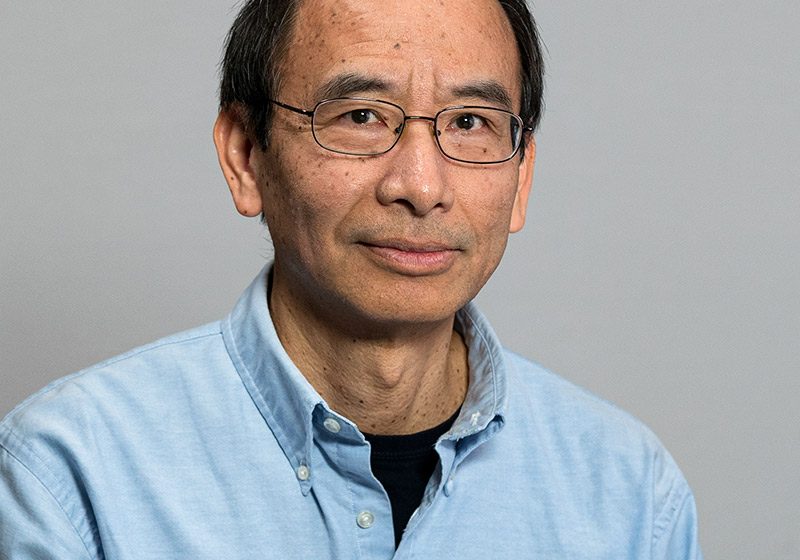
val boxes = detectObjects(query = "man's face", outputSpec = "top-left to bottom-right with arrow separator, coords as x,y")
253,0 -> 534,330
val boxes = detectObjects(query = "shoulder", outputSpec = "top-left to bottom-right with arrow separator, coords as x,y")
501,349 -> 686,478
0,322 -> 227,558
501,349 -> 698,537
502,348 -> 661,446
499,350 -> 700,553
0,321 -> 225,455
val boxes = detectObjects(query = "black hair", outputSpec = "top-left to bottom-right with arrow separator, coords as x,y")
219,0 -> 544,151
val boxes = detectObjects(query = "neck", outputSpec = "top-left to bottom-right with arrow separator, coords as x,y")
268,273 -> 469,435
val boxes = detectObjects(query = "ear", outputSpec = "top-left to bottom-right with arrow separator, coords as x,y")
509,136 -> 535,233
213,110 -> 263,217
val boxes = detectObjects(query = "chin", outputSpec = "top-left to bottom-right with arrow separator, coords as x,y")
277,253 -> 494,335
329,279 -> 479,336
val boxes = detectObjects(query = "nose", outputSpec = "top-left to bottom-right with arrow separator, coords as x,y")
375,117 -> 454,216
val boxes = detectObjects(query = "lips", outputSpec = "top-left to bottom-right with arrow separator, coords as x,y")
364,238 -> 457,252
358,238 -> 462,275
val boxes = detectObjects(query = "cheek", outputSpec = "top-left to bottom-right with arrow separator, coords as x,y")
259,154 -> 321,252
468,173 -> 519,235
461,172 -> 520,278
259,153 -> 374,250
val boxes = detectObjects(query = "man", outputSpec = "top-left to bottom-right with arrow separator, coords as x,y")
0,0 -> 702,558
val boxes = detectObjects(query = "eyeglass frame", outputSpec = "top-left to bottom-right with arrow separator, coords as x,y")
268,97 -> 533,165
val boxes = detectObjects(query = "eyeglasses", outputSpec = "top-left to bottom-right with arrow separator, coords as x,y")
269,97 -> 531,164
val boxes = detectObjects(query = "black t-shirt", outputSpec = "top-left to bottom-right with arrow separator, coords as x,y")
363,409 -> 460,548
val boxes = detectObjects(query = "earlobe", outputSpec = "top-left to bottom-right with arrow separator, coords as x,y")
213,110 -> 263,217
509,137 -> 535,233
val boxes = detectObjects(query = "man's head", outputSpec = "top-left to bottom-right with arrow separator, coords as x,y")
214,0 -> 544,333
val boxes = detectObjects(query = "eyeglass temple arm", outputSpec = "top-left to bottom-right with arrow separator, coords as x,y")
269,99 -> 314,117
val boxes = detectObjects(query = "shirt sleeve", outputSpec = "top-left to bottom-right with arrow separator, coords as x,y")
650,446 -> 704,560
0,445 -> 93,560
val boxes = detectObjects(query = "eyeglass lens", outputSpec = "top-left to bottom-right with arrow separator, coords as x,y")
311,99 -> 521,163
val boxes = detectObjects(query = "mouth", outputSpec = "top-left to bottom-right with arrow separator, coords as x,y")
357,239 -> 462,276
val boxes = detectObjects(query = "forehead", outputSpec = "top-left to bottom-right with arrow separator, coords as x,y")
280,0 -> 521,108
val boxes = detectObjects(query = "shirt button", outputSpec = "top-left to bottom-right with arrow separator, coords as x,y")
323,417 -> 341,433
356,510 -> 375,529
296,465 -> 310,481
444,477 -> 455,497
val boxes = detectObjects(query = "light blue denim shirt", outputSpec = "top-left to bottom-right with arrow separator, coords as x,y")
0,267 -> 702,559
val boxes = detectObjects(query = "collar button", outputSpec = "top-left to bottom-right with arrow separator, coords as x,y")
323,417 -> 342,433
296,465 -> 310,481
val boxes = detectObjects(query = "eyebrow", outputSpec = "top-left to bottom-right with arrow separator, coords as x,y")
314,72 -> 394,102
450,80 -> 514,111
312,73 -> 514,111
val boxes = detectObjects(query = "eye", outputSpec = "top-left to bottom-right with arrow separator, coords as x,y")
452,112 -> 486,131
347,109 -> 380,125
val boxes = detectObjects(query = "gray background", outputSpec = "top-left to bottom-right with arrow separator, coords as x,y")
1,1 -> 798,558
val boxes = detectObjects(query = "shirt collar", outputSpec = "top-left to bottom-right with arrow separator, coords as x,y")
222,265 -> 509,490
222,266 -> 322,494
450,304 -> 508,437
